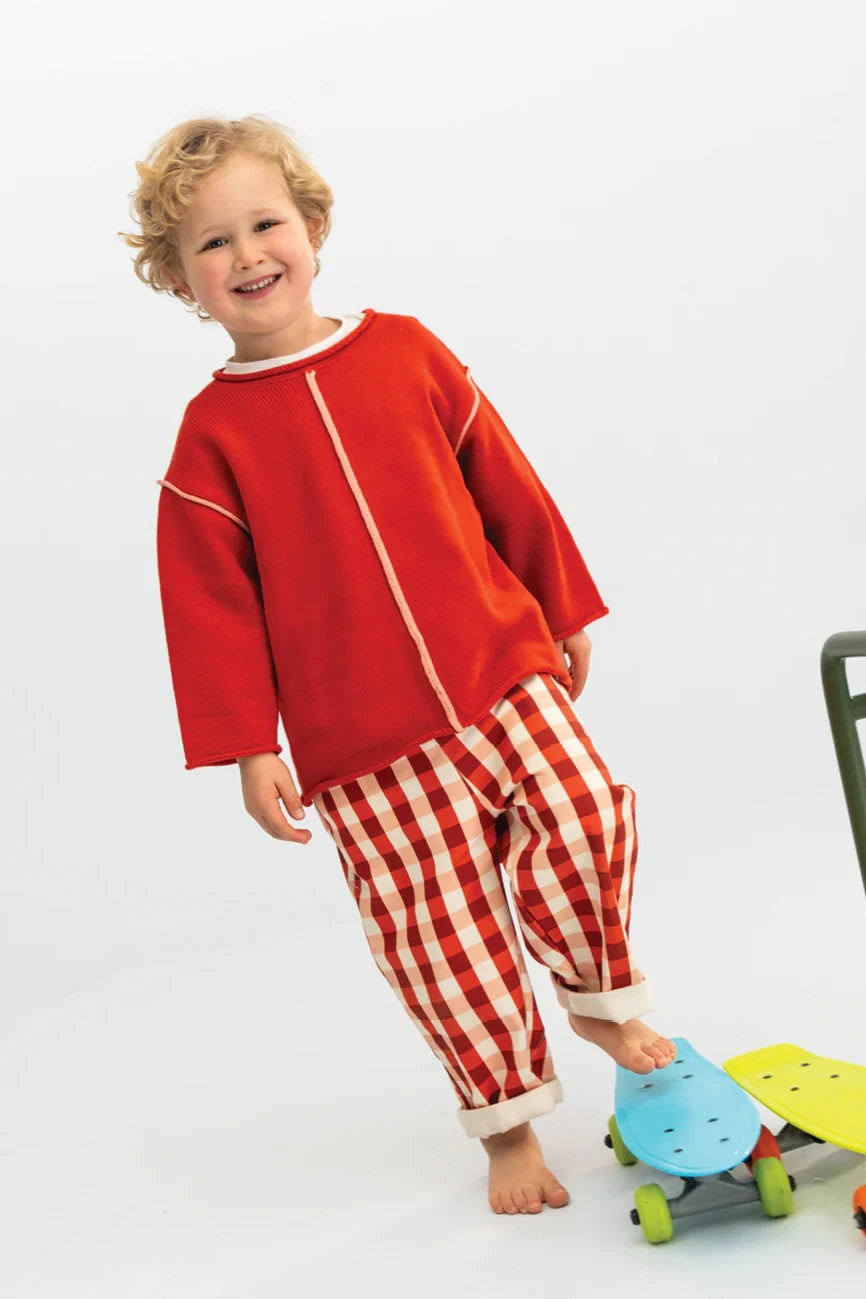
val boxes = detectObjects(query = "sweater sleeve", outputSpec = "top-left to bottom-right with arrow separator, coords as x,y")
155,475 -> 283,771
418,320 -> 610,639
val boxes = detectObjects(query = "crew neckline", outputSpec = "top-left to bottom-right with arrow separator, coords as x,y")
213,307 -> 376,381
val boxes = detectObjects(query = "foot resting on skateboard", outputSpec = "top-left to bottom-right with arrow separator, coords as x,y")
568,1013 -> 677,1074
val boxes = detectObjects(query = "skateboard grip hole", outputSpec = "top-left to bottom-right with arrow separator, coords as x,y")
790,1086 -> 799,1091
674,1147 -> 683,1153
830,1073 -> 840,1079
762,1074 -> 773,1079
683,1073 -> 693,1079
664,1128 -> 674,1133
708,1117 -> 719,1123
639,1083 -> 654,1089
720,1136 -> 730,1142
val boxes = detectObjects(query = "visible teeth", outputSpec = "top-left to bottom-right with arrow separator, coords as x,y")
237,275 -> 277,292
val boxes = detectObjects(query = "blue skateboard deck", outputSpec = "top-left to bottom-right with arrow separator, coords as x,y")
615,1037 -> 762,1177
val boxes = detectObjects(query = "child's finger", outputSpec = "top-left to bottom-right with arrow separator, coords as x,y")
259,799 -> 312,842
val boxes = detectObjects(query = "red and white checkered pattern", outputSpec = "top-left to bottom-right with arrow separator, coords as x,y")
312,671 -> 650,1138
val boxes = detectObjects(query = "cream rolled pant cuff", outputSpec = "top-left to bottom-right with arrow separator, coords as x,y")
457,1076 -> 564,1139
553,975 -> 653,1024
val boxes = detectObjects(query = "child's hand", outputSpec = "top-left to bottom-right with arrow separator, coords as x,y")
555,631 -> 592,700
237,753 -> 313,844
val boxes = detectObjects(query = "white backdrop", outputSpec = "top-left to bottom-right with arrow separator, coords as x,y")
2,2 -> 865,1295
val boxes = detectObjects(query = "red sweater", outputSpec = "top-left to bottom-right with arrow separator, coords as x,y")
155,307 -> 609,805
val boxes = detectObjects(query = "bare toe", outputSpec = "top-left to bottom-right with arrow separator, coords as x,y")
544,1178 -> 570,1208
655,1037 -> 678,1066
628,1049 -> 655,1074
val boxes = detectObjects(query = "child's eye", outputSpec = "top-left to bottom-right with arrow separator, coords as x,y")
203,220 -> 279,250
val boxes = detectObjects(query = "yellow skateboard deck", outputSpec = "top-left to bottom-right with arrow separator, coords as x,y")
723,1044 -> 866,1155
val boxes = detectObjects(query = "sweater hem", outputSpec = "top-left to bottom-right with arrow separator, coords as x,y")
299,658 -> 578,806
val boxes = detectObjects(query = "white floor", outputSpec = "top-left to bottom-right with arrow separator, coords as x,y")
3,813 -> 865,1298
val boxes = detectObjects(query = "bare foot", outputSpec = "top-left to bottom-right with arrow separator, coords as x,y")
480,1121 -> 570,1215
568,1013 -> 677,1074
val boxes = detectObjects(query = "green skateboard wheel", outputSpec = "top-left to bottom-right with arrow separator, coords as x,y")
753,1156 -> 794,1218
634,1182 -> 674,1244
607,1114 -> 637,1166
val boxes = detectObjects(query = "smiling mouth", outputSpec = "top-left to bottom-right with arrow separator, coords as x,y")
233,273 -> 283,295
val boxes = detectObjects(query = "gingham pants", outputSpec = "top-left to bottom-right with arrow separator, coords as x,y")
311,671 -> 651,1139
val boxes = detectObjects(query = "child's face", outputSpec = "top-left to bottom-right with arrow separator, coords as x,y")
170,152 -> 321,357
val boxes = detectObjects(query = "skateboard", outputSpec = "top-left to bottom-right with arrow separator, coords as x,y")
724,1043 -> 866,1238
605,1037 -> 795,1243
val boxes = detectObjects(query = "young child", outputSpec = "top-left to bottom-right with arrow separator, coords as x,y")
124,113 -> 676,1217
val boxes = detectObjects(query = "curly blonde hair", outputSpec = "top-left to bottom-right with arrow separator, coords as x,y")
118,114 -> 334,324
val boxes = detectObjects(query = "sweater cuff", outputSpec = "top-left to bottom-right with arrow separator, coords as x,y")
184,743 -> 283,770
549,606 -> 610,640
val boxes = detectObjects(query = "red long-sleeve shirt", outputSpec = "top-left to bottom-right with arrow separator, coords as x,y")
155,307 -> 609,805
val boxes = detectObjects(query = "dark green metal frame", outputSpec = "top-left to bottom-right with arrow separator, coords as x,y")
821,631 -> 866,898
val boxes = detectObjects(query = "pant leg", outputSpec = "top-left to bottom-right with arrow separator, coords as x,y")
311,750 -> 564,1139
435,671 -> 652,1025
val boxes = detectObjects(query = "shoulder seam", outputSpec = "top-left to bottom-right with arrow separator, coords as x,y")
156,478 -> 250,535
453,367 -> 480,456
